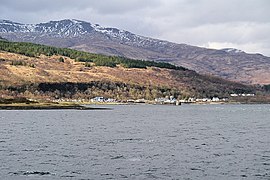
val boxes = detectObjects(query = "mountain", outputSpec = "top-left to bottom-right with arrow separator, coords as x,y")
1,19 -> 270,85
0,36 -> 7,41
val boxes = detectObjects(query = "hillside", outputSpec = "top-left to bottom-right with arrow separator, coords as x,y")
1,19 -> 270,85
0,36 -> 6,41
0,41 -> 258,101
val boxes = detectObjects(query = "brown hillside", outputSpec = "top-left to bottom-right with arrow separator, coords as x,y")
0,51 -> 256,99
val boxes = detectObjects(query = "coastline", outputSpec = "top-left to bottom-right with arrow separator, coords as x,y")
0,103 -> 111,110
1,101 -> 269,110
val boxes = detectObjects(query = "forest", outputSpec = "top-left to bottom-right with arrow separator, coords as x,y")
0,40 -> 187,70
3,81 -> 182,101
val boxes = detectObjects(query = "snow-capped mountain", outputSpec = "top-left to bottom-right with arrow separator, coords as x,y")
1,19 -> 270,85
0,19 -> 111,37
0,19 -> 167,46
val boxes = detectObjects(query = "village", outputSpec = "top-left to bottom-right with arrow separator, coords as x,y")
50,94 -> 255,105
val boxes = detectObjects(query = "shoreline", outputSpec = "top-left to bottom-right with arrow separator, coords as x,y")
1,101 -> 269,110
0,103 -> 112,110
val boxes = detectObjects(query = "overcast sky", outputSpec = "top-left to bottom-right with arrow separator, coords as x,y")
1,0 -> 270,56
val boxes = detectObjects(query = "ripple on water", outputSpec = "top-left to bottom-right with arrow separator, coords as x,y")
110,155 -> 125,160
10,171 -> 55,176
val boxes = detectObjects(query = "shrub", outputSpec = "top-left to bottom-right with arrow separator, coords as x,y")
85,63 -> 91,67
58,57 -> 65,62
11,60 -> 27,66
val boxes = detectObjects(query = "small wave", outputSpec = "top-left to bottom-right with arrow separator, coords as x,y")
254,173 -> 269,177
117,138 -> 144,142
60,171 -> 82,178
101,173 -> 114,176
10,171 -> 54,176
190,168 -> 204,172
105,138 -> 144,144
62,154 -> 77,158
39,162 -> 57,165
61,175 -> 75,178
21,149 -> 35,152
110,155 -> 125,160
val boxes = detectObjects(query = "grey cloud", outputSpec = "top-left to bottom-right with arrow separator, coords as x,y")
86,0 -> 161,14
0,0 -> 269,56
1,0 -> 160,15
143,0 -> 270,27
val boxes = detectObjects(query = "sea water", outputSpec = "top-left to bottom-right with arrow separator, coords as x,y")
0,104 -> 269,179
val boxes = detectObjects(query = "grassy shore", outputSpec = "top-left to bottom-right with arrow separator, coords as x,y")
0,102 -> 111,110
1,96 -> 269,110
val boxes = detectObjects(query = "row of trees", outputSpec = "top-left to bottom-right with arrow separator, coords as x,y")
3,81 -> 182,100
0,40 -> 187,70
10,60 -> 35,68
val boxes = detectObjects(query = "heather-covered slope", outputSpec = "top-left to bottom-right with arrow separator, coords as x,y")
0,41 -> 256,100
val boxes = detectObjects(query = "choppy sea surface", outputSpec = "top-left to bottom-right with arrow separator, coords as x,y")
0,104 -> 269,180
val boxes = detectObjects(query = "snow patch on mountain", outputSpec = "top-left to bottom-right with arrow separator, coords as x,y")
91,23 -> 163,45
222,48 -> 245,54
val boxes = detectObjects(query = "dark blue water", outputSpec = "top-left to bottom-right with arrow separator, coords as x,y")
0,104 -> 269,179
